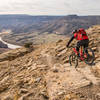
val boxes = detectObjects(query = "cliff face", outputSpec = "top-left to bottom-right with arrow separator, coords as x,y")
0,41 -> 8,48
0,41 -> 9,54
0,25 -> 100,100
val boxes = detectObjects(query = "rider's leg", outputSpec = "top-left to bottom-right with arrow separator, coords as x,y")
83,40 -> 90,58
83,39 -> 89,54
76,41 -> 80,56
76,40 -> 86,56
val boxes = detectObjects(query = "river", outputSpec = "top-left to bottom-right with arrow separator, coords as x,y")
0,37 -> 21,49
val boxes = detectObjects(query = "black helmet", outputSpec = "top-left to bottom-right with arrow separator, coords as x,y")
72,29 -> 78,34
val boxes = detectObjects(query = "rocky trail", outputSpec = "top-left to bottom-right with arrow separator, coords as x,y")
40,43 -> 100,100
0,25 -> 100,100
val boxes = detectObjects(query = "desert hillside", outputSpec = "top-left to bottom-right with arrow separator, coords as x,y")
0,25 -> 100,100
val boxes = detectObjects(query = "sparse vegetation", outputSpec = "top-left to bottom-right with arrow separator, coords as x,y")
24,42 -> 33,48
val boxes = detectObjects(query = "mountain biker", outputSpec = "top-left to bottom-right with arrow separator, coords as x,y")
66,28 -> 89,56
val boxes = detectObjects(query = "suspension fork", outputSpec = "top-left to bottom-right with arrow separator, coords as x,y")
73,48 -> 78,55
80,46 -> 83,56
80,46 -> 84,60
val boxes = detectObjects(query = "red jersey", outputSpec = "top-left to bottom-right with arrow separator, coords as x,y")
74,31 -> 88,40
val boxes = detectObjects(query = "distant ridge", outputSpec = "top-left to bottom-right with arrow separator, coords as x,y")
0,14 -> 100,34
1,14 -> 100,45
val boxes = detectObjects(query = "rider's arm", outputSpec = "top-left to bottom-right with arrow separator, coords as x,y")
67,36 -> 74,47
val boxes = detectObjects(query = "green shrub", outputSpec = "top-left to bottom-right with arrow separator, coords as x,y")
24,42 -> 33,48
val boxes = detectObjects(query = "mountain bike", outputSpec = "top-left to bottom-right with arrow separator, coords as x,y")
69,45 -> 95,68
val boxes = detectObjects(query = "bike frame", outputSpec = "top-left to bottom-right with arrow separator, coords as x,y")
73,46 -> 84,61
69,46 -> 94,67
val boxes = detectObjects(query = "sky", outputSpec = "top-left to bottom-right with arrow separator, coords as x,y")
0,0 -> 100,15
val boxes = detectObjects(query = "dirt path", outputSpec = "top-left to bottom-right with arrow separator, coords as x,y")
41,49 -> 100,100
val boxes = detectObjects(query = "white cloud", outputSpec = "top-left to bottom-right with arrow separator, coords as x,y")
0,0 -> 99,15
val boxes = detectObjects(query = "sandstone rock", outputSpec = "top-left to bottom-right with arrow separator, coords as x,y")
65,93 -> 79,100
0,47 -> 29,62
0,84 -> 9,93
56,46 -> 66,52
92,62 -> 100,76
27,59 -> 33,67
92,47 -> 97,51
19,88 -> 28,94
2,95 -> 13,100
95,93 -> 100,99
40,89 -> 49,100
52,69 -> 59,73
52,63 -> 63,72
78,67 -> 100,85
55,45 -> 62,51
57,49 -> 67,57
30,63 -> 37,70
18,93 -> 29,100
45,67 -> 91,100
35,77 -> 41,83
0,76 -> 9,84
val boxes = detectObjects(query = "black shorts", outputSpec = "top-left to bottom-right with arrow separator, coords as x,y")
76,39 -> 89,51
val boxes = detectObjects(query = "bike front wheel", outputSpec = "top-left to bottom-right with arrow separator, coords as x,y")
69,53 -> 78,68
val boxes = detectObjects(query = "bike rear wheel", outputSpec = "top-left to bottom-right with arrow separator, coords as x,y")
69,53 -> 78,68
83,47 -> 95,65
